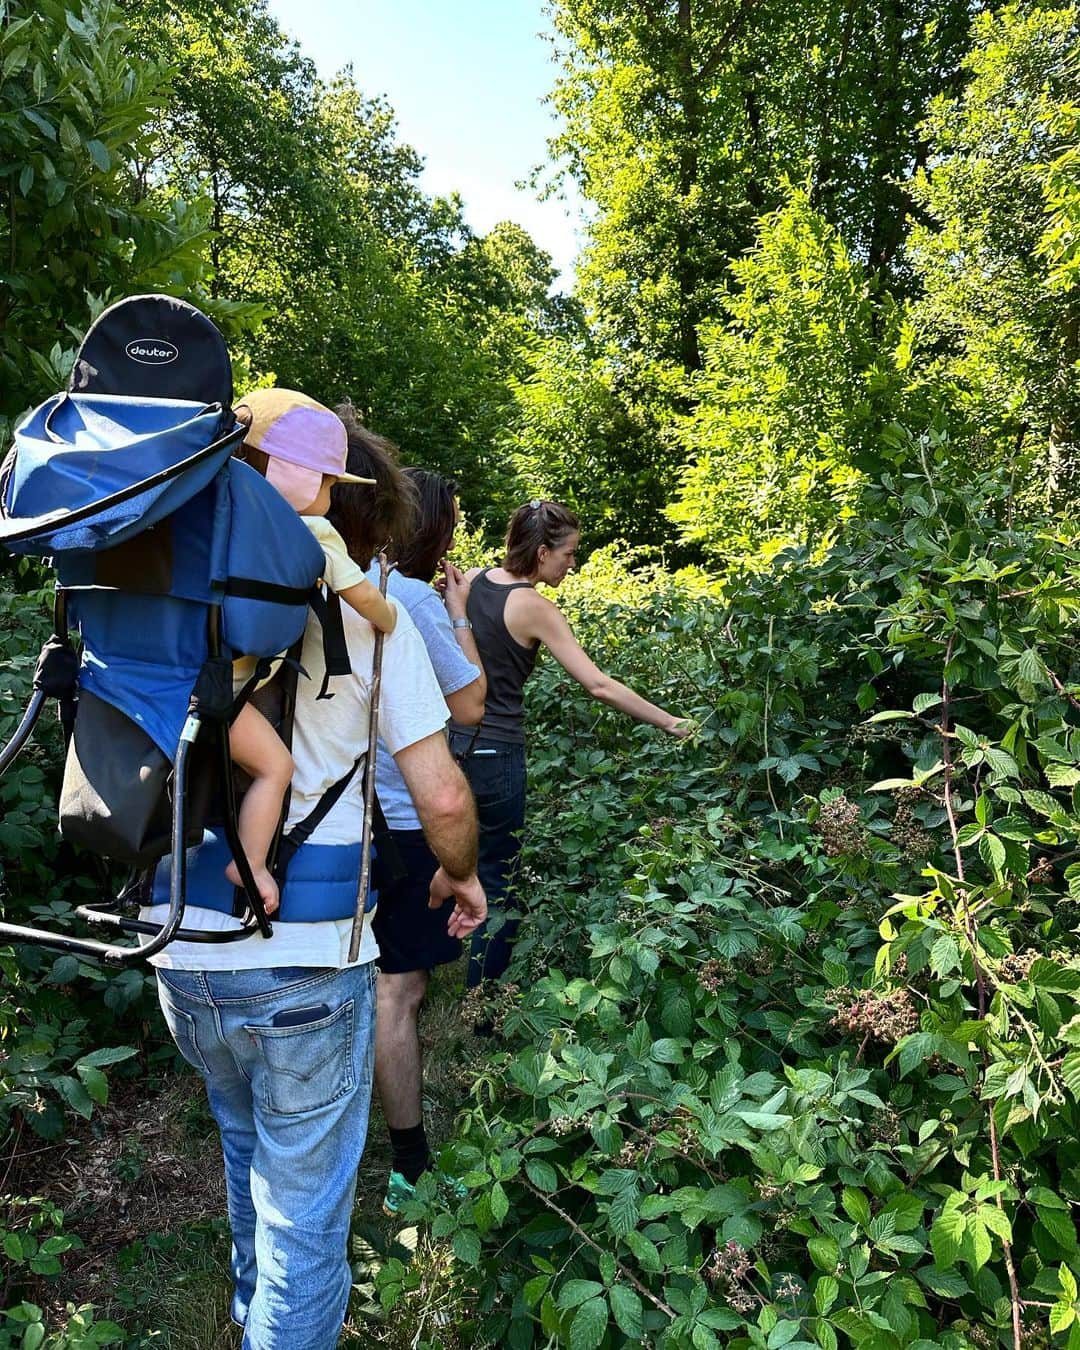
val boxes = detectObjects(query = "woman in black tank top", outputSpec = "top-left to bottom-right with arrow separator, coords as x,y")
449,500 -> 689,988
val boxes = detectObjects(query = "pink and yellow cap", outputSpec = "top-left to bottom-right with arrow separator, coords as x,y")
234,387 -> 373,514
234,387 -> 374,484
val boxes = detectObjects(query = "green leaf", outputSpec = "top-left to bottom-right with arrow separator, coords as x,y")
23,108 -> 56,140
1061,1051 -> 1080,1101
86,138 -> 110,172
966,1217 -> 992,1271
931,1207 -> 966,1268
734,1109 -> 791,1130
609,1285 -> 643,1339
1047,764 -> 1080,789
608,1184 -> 639,1237
55,1075 -> 93,1119
75,1064 -> 108,1106
48,955 -> 80,984
490,1181 -> 509,1224
978,833 -> 1006,874
815,1275 -> 839,1314
58,115 -> 82,153
76,1046 -> 137,1069
451,1228 -> 481,1265
558,1280 -> 605,1311
569,1296 -> 608,1350
525,1159 -> 558,1192
808,1235 -> 839,1272
841,1187 -> 871,1229
917,1265 -> 969,1298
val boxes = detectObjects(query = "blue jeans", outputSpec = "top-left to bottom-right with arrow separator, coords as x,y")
156,963 -> 377,1350
449,732 -> 527,987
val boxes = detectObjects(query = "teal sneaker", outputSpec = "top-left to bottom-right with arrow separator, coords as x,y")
382,1168 -> 468,1217
382,1169 -> 416,1217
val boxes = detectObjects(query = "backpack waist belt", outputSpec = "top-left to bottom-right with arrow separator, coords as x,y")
150,829 -> 378,922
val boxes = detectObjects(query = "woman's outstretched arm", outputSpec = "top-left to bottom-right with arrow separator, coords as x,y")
527,594 -> 690,736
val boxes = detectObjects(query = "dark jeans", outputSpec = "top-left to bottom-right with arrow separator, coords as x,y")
450,730 -> 527,987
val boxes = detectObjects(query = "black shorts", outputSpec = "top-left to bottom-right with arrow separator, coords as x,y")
372,830 -> 463,974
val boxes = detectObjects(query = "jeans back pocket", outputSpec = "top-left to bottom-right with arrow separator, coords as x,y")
244,998 -> 355,1116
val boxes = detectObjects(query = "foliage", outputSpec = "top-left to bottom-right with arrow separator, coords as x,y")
503,335 -> 678,549
669,192 -> 907,566
123,0 -> 568,530
905,4 -> 1080,488
0,0 -> 211,446
379,440 -> 1080,1348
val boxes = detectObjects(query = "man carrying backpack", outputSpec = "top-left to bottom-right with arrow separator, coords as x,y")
140,401 -> 485,1350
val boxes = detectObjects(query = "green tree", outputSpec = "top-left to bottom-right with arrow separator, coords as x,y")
0,0 -> 209,443
905,3 -> 1080,493
126,0 -> 563,530
668,191 -> 907,565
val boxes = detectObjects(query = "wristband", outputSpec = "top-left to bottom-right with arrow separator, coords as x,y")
451,618 -> 472,631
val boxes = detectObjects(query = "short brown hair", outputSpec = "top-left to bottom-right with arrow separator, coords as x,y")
327,403 -> 418,568
503,500 -> 580,576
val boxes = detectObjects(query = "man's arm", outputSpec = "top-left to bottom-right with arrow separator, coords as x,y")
392,731 -> 486,935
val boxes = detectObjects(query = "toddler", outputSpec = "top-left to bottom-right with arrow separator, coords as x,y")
227,388 -> 397,914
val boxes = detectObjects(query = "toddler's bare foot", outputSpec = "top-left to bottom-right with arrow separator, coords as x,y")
225,859 -> 280,915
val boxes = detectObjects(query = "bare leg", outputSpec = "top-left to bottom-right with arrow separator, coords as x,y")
375,969 -> 428,1130
227,704 -> 293,914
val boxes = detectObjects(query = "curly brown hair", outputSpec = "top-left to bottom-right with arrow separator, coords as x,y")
327,402 -> 418,568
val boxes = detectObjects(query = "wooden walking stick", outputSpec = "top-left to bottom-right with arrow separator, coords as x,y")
348,551 -> 389,962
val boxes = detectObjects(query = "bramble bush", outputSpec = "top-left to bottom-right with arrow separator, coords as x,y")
0,560 -> 153,1341
379,432 -> 1080,1349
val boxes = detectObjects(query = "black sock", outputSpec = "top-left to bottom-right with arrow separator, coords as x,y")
388,1121 -> 430,1185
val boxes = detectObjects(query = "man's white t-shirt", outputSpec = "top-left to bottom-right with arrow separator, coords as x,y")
141,599 -> 449,969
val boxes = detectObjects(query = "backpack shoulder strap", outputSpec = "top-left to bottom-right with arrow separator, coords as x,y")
308,585 -> 351,700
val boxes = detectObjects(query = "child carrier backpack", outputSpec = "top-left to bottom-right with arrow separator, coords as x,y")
0,295 -> 338,964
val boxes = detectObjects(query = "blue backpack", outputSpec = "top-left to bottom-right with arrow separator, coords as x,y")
0,295 -> 356,964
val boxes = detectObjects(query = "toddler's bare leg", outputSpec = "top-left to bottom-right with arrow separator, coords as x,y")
227,704 -> 293,915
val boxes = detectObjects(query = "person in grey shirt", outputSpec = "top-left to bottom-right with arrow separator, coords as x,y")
368,468 -> 487,1213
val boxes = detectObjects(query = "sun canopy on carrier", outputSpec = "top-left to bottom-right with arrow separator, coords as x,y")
1,393 -> 235,556
0,295 -> 331,965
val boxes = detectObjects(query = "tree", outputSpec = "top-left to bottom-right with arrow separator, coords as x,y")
124,0 -> 565,530
669,191 -> 906,565
905,3 -> 1080,494
0,0 -> 208,443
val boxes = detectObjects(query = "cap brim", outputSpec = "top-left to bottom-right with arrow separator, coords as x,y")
336,471 -> 376,485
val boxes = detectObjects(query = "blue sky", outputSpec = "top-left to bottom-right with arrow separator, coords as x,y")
268,0 -> 584,286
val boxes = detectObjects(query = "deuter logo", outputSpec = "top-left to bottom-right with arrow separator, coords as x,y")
126,339 -> 179,365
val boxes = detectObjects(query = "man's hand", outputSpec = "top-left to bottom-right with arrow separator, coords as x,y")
429,866 -> 487,938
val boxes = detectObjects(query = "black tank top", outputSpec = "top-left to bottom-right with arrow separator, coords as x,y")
456,569 -> 539,743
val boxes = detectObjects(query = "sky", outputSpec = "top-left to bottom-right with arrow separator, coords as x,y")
268,0 -> 585,287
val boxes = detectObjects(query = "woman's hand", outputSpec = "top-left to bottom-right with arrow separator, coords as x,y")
666,716 -> 696,739
440,560 -> 471,621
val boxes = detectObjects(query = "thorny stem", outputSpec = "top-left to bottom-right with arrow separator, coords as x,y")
1047,664 -> 1080,714
939,645 -> 1023,1350
522,1181 -> 677,1320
